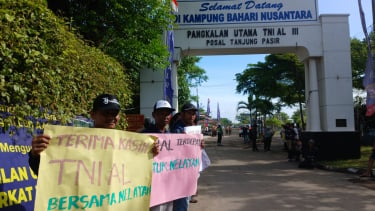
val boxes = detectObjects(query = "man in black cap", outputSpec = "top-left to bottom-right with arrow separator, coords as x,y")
28,93 -> 164,176
171,103 -> 200,210
29,93 -> 122,175
90,93 -> 121,129
171,103 -> 198,133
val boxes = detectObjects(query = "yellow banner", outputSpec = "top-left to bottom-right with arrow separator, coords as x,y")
34,125 -> 156,211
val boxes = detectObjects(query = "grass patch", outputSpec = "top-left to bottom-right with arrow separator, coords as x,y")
320,146 -> 372,169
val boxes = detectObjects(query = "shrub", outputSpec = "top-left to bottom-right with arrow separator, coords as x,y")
0,0 -> 132,128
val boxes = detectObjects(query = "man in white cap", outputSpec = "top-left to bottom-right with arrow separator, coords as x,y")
141,100 -> 175,133
141,100 -> 175,211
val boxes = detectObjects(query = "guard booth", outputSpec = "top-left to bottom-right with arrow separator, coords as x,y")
140,0 -> 360,160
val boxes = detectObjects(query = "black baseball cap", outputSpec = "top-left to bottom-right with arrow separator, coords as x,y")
93,94 -> 121,112
181,103 -> 197,112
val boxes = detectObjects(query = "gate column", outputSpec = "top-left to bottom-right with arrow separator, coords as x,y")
171,47 -> 182,112
307,58 -> 321,131
304,60 -> 311,131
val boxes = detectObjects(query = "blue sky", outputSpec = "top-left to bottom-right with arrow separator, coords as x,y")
192,0 -> 373,123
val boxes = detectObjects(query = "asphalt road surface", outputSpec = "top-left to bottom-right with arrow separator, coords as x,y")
189,130 -> 375,211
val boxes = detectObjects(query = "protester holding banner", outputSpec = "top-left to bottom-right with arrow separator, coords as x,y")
171,103 -> 198,134
170,102 -> 203,210
141,99 -> 176,211
141,100 -> 175,134
29,93 -> 159,175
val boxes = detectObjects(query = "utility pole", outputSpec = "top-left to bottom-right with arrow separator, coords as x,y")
373,0 -> 375,32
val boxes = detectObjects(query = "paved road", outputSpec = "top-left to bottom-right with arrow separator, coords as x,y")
189,131 -> 375,211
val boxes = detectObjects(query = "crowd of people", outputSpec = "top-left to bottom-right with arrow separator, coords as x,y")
235,122 -> 318,169
29,93 -> 207,211
240,124 -> 260,151
280,123 -> 318,168
29,93 -> 327,211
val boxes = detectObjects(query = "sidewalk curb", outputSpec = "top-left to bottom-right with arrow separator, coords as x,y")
317,164 -> 368,176
317,163 -> 359,173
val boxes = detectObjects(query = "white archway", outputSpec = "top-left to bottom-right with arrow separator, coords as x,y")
140,0 -> 359,160
142,0 -> 354,132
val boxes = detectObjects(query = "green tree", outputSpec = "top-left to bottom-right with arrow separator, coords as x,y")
219,118 -> 232,127
291,109 -> 306,127
265,116 -> 283,129
46,0 -> 173,72
177,56 -> 208,109
46,0 -> 175,114
351,37 -> 367,89
350,35 -> 375,131
235,53 -> 305,127
276,112 -> 290,123
236,96 -> 253,122
0,0 -> 131,127
236,112 -> 251,125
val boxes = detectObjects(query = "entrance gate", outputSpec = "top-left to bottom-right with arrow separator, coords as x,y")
140,0 -> 360,160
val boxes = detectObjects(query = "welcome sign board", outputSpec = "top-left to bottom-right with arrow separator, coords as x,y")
175,0 -> 318,28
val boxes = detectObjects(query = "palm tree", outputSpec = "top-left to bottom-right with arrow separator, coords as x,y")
237,95 -> 255,123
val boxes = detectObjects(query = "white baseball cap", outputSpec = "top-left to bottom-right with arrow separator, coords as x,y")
153,100 -> 175,112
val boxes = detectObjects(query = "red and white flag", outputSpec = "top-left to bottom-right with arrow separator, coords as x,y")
171,0 -> 178,13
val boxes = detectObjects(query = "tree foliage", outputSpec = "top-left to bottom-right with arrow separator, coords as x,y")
0,0 -> 131,127
265,116 -> 283,129
277,112 -> 290,123
219,118 -> 232,126
177,56 -> 208,109
351,37 -> 371,89
237,99 -> 252,114
46,0 -> 173,73
45,0 -> 175,114
235,53 -> 305,117
291,109 -> 306,127
235,112 -> 251,125
237,98 -> 253,122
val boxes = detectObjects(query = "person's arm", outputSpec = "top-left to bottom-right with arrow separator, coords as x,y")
28,134 -> 51,175
151,140 -> 160,157
28,151 -> 40,175
201,139 -> 205,149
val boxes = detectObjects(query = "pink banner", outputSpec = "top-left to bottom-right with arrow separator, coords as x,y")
148,133 -> 203,207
